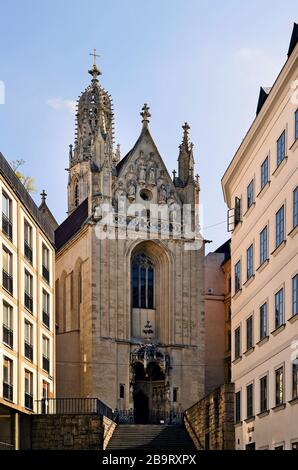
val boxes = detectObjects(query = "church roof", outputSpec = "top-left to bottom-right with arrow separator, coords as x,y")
55,198 -> 88,251
288,22 -> 298,57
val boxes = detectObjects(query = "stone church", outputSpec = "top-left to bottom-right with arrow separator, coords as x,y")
55,59 -> 205,423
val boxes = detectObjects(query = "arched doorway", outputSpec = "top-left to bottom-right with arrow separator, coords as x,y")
131,346 -> 169,424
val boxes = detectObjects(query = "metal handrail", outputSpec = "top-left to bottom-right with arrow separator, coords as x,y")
183,411 -> 205,450
35,397 -> 113,420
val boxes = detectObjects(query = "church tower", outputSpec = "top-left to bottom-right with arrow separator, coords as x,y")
67,53 -> 116,215
55,59 -> 205,422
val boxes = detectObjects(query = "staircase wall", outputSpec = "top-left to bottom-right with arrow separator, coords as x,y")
30,414 -> 104,450
184,383 -> 234,450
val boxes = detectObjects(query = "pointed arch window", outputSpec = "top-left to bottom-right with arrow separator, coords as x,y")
132,253 -> 154,309
74,181 -> 79,207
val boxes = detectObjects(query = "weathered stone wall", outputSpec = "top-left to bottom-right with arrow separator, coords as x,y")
31,414 -> 104,450
184,383 -> 234,450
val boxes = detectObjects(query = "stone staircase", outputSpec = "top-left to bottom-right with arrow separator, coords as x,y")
106,424 -> 196,451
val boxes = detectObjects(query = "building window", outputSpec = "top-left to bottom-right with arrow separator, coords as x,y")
246,315 -> 253,350
275,288 -> 284,329
260,375 -> 268,413
42,244 -> 50,283
234,196 -> 241,227
42,336 -> 50,373
24,270 -> 33,312
261,156 -> 269,190
42,290 -> 50,328
173,387 -> 179,403
275,205 -> 285,248
3,356 -> 13,401
293,275 -> 298,317
247,180 -> 254,209
295,109 -> 298,141
277,130 -> 286,167
24,220 -> 33,263
3,301 -> 13,348
293,363 -> 298,400
24,320 -> 33,361
2,246 -> 13,295
234,260 -> 241,294
292,442 -> 298,450
260,226 -> 268,265
260,302 -> 268,339
119,384 -> 125,399
275,367 -> 284,406
235,391 -> 241,423
24,369 -> 33,410
294,187 -> 298,229
132,253 -> 154,309
2,192 -> 12,241
78,268 -> 83,304
234,326 -> 241,360
246,244 -> 254,280
246,384 -> 254,419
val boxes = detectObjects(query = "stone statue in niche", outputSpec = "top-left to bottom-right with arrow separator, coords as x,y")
139,165 -> 146,184
158,184 -> 167,204
148,166 -> 156,186
127,180 -> 136,202
115,181 -> 126,213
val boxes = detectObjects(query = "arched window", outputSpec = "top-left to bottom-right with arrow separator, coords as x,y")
132,253 -> 154,309
74,181 -> 79,207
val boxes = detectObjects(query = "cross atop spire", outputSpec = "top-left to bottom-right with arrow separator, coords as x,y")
40,189 -> 47,204
88,48 -> 102,81
140,103 -> 151,126
182,122 -> 190,149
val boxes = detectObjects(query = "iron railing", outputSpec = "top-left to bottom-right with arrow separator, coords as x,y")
24,341 -> 33,361
42,355 -> 50,373
42,310 -> 50,328
2,213 -> 12,241
42,265 -> 50,283
24,292 -> 33,312
3,382 -> 13,401
25,392 -> 33,410
24,241 -> 33,263
113,408 -> 184,425
2,270 -> 13,295
35,397 -> 113,420
3,325 -> 13,348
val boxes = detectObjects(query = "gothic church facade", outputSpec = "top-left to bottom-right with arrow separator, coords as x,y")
55,60 -> 205,421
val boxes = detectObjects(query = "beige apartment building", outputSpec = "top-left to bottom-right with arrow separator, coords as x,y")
0,153 -> 56,449
222,23 -> 298,450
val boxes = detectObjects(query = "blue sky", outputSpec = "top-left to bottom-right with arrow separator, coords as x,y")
0,0 -> 297,251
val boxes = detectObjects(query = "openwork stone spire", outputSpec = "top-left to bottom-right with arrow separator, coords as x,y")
178,122 -> 195,184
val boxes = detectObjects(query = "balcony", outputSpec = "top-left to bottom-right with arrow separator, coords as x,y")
2,325 -> 13,348
42,310 -> 50,328
3,382 -> 13,401
24,241 -> 33,263
42,265 -> 50,283
2,270 -> 13,295
2,213 -> 12,241
24,341 -> 33,361
25,392 -> 33,411
24,292 -> 33,312
42,355 -> 50,373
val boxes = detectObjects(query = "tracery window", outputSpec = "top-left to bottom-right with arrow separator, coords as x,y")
132,253 -> 154,309
74,181 -> 79,207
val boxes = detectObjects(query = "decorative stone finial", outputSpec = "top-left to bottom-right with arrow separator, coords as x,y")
40,189 -> 47,204
182,122 -> 190,148
172,169 -> 177,180
140,103 -> 151,126
88,48 -> 102,81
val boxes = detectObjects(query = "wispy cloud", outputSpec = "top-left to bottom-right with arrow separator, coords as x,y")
47,98 -> 76,114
